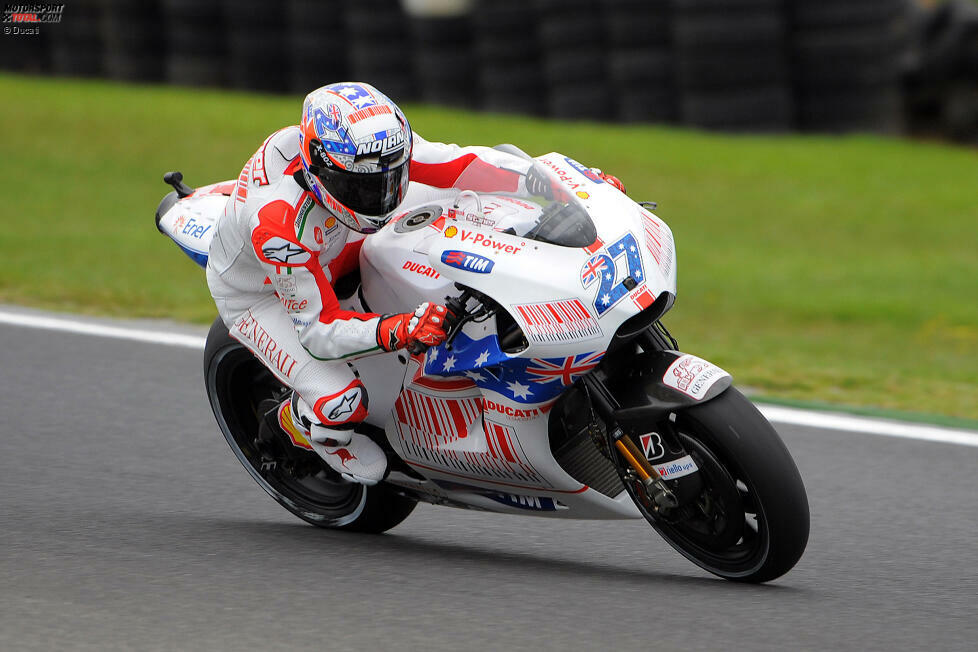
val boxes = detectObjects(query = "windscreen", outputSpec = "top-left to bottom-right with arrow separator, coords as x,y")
450,159 -> 598,248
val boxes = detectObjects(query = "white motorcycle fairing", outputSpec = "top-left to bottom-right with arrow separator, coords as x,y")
156,154 -> 732,519
349,153 -> 727,518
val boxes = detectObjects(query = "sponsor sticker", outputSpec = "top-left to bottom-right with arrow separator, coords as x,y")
444,225 -> 458,238
662,354 -> 730,400
278,403 -> 313,451
280,297 -> 308,312
178,216 -> 212,241
441,250 -> 494,274
563,157 -> 605,184
450,229 -> 525,254
273,275 -> 297,296
233,310 -> 299,380
654,455 -> 699,480
355,130 -> 404,159
482,398 -> 552,421
538,157 -> 586,191
486,493 -> 566,511
640,432 -> 666,460
402,260 -> 441,280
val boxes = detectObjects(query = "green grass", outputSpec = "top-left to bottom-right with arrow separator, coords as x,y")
1,74 -> 976,420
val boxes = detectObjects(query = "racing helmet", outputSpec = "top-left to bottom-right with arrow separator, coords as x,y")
298,82 -> 413,233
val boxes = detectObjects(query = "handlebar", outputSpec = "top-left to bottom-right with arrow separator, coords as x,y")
407,284 -> 495,356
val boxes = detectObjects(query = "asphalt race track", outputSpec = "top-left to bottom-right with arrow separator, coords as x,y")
1,312 -> 976,651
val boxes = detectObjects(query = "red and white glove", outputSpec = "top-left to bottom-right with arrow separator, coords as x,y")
376,302 -> 449,353
592,168 -> 626,194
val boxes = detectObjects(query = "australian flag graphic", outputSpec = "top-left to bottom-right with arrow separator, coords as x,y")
422,332 -> 604,404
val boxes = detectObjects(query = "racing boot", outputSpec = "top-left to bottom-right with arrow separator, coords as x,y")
287,392 -> 387,485
306,424 -> 388,486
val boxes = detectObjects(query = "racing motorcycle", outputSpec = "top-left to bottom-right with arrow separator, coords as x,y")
155,146 -> 809,583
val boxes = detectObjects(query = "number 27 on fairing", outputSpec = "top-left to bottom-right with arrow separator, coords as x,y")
580,233 -> 644,315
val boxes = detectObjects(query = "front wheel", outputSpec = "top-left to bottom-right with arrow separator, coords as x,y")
203,317 -> 417,533
619,388 -> 810,583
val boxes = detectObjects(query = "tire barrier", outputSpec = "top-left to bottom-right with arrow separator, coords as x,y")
3,0 -> 973,140
223,0 -> 288,93
472,0 -> 546,115
674,0 -> 793,131
789,0 -> 909,133
905,0 -> 978,142
160,0 -> 227,88
411,13 -> 478,108
345,0 -> 417,103
537,0 -> 610,120
287,0 -> 350,94
99,0 -> 164,82
603,0 -> 677,123
49,0 -> 103,77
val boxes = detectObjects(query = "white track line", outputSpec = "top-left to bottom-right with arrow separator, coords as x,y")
0,309 -> 207,350
756,405 -> 978,448
2,308 -> 977,447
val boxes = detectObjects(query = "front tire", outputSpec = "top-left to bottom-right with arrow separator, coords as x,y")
620,388 -> 809,583
203,318 -> 417,533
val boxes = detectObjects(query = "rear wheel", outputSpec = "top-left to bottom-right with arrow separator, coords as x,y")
203,318 -> 417,533
617,388 -> 809,582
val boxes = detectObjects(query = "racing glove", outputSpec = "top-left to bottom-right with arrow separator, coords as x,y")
376,302 -> 449,353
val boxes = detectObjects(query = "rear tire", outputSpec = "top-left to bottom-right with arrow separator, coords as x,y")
203,318 -> 417,533
620,387 -> 809,582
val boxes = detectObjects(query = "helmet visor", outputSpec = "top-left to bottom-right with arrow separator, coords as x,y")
313,161 -> 409,217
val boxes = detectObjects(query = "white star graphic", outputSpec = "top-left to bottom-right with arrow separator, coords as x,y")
443,355 -> 457,371
338,86 -> 359,97
635,270 -> 642,279
507,380 -> 532,399
464,370 -> 485,382
474,350 -> 490,366
630,245 -> 636,252
604,273 -> 612,280
601,294 -> 611,305
428,347 -> 439,362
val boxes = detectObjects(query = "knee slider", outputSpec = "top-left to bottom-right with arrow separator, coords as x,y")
312,380 -> 369,427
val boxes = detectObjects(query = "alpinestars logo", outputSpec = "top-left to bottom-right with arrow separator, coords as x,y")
327,390 -> 360,421
376,314 -> 405,351
263,241 -> 308,264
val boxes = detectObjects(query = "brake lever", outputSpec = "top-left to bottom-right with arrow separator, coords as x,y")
442,284 -> 495,351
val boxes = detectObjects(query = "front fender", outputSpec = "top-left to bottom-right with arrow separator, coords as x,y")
611,350 -> 732,427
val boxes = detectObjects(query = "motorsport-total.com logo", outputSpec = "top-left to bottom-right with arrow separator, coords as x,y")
3,3 -> 62,35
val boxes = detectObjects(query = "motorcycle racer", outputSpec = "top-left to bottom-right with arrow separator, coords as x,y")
205,82 -> 625,485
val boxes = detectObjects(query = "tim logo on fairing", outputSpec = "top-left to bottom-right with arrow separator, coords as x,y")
441,250 -> 494,274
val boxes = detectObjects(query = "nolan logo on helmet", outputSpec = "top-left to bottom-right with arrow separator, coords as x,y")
355,131 -> 405,161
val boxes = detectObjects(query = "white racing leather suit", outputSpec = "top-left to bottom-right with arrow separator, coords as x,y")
206,127 -> 530,438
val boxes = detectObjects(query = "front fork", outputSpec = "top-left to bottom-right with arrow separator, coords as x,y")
581,374 -> 684,512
